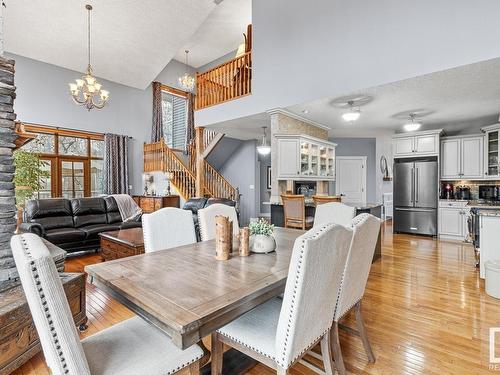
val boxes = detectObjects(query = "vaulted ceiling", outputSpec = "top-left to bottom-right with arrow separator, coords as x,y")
5,0 -> 249,89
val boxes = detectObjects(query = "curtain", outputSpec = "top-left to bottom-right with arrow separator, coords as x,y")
151,81 -> 163,142
184,92 -> 195,154
104,133 -> 129,194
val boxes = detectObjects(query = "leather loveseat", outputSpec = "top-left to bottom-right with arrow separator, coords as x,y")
19,197 -> 141,253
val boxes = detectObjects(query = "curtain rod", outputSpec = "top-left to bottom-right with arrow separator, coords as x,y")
21,121 -> 133,139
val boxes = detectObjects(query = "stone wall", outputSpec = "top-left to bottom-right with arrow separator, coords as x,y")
0,56 -> 18,291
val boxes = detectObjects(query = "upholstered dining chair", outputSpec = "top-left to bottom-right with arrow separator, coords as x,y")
312,195 -> 341,205
142,207 -> 197,252
198,203 -> 239,241
330,213 -> 381,375
281,194 -> 313,230
11,233 -> 204,375
313,202 -> 356,227
211,222 -> 354,375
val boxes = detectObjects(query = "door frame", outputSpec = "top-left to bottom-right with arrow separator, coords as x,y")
335,156 -> 367,203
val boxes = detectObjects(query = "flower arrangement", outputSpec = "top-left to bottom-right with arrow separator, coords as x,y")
249,218 -> 274,237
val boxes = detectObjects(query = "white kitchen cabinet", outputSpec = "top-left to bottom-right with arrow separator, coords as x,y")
440,135 -> 483,180
438,201 -> 469,241
392,129 -> 441,158
482,124 -> 500,179
479,214 -> 500,278
276,135 -> 336,180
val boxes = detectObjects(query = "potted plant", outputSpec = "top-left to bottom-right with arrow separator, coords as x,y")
249,218 -> 276,253
13,149 -> 50,214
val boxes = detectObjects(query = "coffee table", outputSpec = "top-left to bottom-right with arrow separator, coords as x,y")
99,228 -> 144,261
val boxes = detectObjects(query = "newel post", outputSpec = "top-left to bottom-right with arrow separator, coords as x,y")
195,127 -> 205,197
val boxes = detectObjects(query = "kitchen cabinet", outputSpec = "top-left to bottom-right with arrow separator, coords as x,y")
438,200 -> 469,241
276,135 -> 336,180
482,124 -> 500,179
441,135 -> 483,180
392,130 -> 441,158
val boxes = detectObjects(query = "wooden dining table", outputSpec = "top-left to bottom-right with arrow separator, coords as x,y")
85,227 -> 304,373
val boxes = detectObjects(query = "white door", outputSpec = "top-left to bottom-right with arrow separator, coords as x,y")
335,156 -> 367,204
441,139 -> 461,179
461,136 -> 483,179
393,137 -> 414,156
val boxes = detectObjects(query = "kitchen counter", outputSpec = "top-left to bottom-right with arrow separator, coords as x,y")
271,201 -> 382,210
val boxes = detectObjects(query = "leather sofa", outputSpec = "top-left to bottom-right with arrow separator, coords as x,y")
19,197 -> 141,253
182,197 -> 238,241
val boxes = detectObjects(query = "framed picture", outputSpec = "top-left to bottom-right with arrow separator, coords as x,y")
267,166 -> 271,189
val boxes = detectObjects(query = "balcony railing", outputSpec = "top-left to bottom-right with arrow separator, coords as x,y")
195,51 -> 252,110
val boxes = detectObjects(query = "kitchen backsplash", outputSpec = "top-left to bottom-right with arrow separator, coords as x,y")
442,180 -> 500,199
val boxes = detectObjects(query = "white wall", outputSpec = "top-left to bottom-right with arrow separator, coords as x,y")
196,0 -> 500,127
10,53 -> 194,194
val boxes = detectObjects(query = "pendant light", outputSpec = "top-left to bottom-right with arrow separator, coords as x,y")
404,114 -> 422,131
257,126 -> 271,155
178,50 -> 195,92
342,100 -> 361,122
69,4 -> 109,111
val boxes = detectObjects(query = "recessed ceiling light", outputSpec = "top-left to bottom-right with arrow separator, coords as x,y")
302,109 -> 309,114
404,114 -> 422,131
342,100 -> 361,123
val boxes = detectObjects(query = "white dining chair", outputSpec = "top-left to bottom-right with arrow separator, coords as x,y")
142,207 -> 197,253
313,202 -> 356,227
211,222 -> 353,375
197,203 -> 239,241
330,213 -> 381,375
11,233 -> 204,375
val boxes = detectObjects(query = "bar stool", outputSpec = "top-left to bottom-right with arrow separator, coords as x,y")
281,194 -> 313,230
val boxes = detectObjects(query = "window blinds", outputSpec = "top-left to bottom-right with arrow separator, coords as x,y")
162,91 -> 187,149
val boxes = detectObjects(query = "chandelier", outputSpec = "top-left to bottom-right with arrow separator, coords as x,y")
178,50 -> 195,92
69,4 -> 109,111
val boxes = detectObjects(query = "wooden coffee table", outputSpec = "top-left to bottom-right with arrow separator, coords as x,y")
99,228 -> 144,261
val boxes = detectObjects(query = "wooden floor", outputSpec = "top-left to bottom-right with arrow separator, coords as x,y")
12,222 -> 500,375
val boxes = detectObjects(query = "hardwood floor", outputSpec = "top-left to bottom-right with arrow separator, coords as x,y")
12,222 -> 500,375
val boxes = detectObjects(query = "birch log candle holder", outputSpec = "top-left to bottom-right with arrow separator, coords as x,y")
215,215 -> 232,260
239,227 -> 250,257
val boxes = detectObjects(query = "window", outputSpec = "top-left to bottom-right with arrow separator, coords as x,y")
20,124 -> 105,198
161,88 -> 187,149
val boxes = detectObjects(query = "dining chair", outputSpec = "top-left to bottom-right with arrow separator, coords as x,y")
198,203 -> 239,241
211,222 -> 354,375
330,213 -> 381,375
312,195 -> 341,205
142,207 -> 197,252
313,202 -> 356,227
281,194 -> 313,230
11,233 -> 204,375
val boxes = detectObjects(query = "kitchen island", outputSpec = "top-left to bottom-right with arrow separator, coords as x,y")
270,202 -> 383,261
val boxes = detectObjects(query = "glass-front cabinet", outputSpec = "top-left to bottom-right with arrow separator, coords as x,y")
482,125 -> 500,179
277,135 -> 336,180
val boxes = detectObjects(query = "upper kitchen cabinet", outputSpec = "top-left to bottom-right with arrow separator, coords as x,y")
441,135 -> 484,180
392,129 -> 442,158
482,124 -> 500,179
276,134 -> 336,180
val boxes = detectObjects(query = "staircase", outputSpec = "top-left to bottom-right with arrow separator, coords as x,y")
143,129 -> 236,201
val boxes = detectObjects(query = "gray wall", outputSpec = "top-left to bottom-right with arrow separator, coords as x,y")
218,139 -> 259,225
206,137 -> 243,170
331,138 -> 376,203
197,50 -> 238,73
9,53 -> 195,194
259,153 -> 271,214
196,0 -> 500,127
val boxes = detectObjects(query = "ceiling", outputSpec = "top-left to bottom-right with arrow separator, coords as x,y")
5,0 -> 218,89
173,0 -> 251,68
286,58 -> 500,138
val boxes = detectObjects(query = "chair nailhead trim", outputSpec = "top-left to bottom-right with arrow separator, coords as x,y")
164,351 -> 204,375
19,235 -> 69,374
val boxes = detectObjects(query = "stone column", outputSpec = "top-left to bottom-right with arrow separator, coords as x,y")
0,56 -> 18,292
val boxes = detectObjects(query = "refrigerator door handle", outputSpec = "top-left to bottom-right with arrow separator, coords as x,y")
415,167 -> 419,203
411,167 -> 414,205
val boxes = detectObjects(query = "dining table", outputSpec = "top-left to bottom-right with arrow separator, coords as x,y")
85,227 -> 304,374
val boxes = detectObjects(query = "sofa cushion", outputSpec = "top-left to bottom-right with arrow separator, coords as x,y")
183,197 -> 208,214
72,198 -> 107,227
206,197 -> 236,207
45,227 -> 86,244
104,196 -> 122,224
119,221 -> 142,229
25,198 -> 74,230
80,223 -> 122,239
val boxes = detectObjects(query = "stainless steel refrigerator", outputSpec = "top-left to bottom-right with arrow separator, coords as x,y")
393,158 -> 438,236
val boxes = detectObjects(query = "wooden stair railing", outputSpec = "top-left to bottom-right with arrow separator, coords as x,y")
195,51 -> 252,110
204,161 -> 236,200
144,141 -> 196,200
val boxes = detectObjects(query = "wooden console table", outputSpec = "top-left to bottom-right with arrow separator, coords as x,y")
0,273 -> 87,375
100,228 -> 144,261
132,195 -> 180,213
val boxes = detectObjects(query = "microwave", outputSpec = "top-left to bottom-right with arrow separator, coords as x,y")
479,185 -> 500,201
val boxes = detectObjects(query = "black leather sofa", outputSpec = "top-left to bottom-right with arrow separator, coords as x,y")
19,197 -> 141,253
